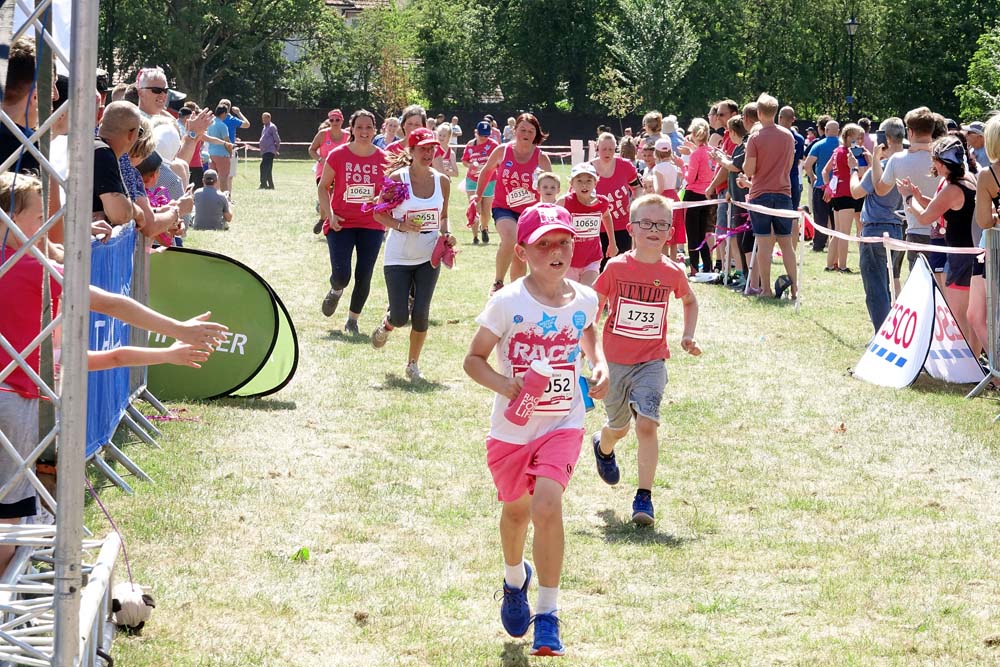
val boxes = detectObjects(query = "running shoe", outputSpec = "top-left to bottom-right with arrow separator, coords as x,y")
313,219 -> 324,234
489,279 -> 504,296
344,319 -> 360,336
632,490 -> 655,526
405,361 -> 423,381
530,612 -> 564,657
371,321 -> 390,348
592,433 -> 620,486
473,233 -> 480,245
321,288 -> 342,317
498,562 -> 533,637
481,228 -> 490,244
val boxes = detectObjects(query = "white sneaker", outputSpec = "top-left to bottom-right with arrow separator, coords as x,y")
405,361 -> 423,381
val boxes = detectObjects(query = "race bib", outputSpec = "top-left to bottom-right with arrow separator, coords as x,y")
507,187 -> 536,208
573,214 -> 601,239
512,362 -> 576,415
828,175 -> 839,192
612,297 -> 666,340
406,208 -> 440,232
344,183 -> 375,204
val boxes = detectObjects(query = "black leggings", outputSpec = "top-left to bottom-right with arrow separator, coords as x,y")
684,192 -> 712,272
384,261 -> 440,332
326,227 -> 385,315
599,229 -> 633,271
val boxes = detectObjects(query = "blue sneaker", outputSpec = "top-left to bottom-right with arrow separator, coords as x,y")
530,612 -> 565,656
499,562 -> 532,637
632,491 -> 654,526
592,433 -> 620,486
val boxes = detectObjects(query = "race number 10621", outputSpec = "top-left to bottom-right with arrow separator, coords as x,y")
878,303 -> 917,349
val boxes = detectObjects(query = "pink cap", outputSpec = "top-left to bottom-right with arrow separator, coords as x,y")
407,127 -> 439,148
516,204 -> 577,245
328,109 -> 344,121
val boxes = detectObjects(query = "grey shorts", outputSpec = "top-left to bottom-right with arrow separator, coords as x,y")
0,389 -> 39,517
604,360 -> 667,430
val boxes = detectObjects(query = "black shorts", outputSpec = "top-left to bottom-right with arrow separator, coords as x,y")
0,496 -> 36,519
831,195 -> 863,212
946,253 -> 975,288
973,256 -> 985,277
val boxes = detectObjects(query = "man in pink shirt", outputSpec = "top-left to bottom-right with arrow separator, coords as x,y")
743,93 -> 797,299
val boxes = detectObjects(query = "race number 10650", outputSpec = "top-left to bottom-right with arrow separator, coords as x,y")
878,303 -> 917,349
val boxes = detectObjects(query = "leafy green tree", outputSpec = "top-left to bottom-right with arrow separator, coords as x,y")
956,24 -> 1000,120
99,0 -> 325,103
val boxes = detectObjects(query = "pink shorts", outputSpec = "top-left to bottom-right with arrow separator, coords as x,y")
486,428 -> 585,502
566,262 -> 601,282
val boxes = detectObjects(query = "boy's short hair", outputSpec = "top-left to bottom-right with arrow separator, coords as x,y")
727,115 -> 747,138
536,171 -> 561,188
5,37 -> 36,102
0,172 -> 42,217
904,106 -> 937,136
629,193 -> 671,219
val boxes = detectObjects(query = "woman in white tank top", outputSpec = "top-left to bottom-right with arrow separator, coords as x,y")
371,128 -> 455,381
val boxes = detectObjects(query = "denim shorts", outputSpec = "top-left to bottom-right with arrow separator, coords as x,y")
749,193 -> 794,237
491,207 -> 520,223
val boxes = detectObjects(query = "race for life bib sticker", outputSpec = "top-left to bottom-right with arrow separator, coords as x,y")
573,214 -> 601,239
612,297 -> 666,340
507,187 -> 536,208
344,184 -> 375,204
512,362 -> 576,415
406,208 -> 440,232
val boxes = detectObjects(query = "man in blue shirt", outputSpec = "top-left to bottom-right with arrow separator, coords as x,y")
218,99 -> 249,192
801,119 -> 840,252
848,117 -> 906,330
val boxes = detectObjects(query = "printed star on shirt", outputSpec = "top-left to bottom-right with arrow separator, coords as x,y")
537,312 -> 559,335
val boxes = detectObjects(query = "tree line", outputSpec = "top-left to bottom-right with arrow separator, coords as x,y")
100,0 -> 1000,122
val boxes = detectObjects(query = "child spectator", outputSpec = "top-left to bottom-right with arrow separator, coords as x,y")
556,163 -> 614,286
464,203 -> 609,656
536,171 -> 561,205
591,194 -> 701,526
651,139 -> 687,261
0,172 -> 227,572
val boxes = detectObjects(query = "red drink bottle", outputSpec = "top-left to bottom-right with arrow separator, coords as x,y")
504,360 -> 553,425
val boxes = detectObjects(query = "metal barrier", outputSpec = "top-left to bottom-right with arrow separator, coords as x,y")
966,228 -> 1000,416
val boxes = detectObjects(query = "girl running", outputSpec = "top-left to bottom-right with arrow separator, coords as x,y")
386,105 -> 428,155
310,110 -> 349,233
557,162 -> 614,286
371,128 -> 455,380
317,109 -> 388,336
475,113 -> 553,294
462,121 -> 500,245
592,132 -> 641,265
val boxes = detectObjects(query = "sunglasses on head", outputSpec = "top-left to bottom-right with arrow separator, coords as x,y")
143,86 -> 169,95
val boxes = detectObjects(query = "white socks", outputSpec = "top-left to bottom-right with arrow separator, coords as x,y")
504,561 -> 526,589
536,585 -> 559,615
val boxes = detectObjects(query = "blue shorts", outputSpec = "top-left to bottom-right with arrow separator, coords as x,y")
492,207 -> 520,223
928,237 -> 948,273
749,193 -> 794,237
467,178 -> 495,197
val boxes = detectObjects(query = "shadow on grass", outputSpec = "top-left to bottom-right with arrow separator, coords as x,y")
805,316 -> 858,350
499,641 -> 529,667
323,330 -> 373,345
908,372 -> 989,397
591,509 -> 693,547
378,374 -> 448,393
213,397 -> 297,411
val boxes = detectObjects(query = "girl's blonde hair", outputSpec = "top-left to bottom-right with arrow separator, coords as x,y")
984,115 -> 1000,164
0,171 -> 42,217
688,118 -> 709,145
537,171 -> 561,189
128,117 -> 155,160
840,123 -> 864,145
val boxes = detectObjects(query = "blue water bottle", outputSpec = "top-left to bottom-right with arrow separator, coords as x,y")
579,375 -> 595,411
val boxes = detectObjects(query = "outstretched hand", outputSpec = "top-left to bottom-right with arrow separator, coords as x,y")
164,341 -> 212,368
177,311 -> 228,350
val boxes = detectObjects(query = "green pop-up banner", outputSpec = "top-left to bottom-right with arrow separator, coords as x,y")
146,248 -> 298,400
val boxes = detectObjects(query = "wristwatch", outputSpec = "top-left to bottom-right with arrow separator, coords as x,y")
187,131 -> 197,139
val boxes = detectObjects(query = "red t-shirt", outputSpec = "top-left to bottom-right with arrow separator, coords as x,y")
462,138 -> 499,182
493,144 -> 540,213
829,146 -> 853,198
593,157 -> 639,231
593,252 -> 690,365
325,143 -> 387,231
190,140 -> 204,168
0,253 -> 62,398
717,131 -> 738,193
562,193 -> 610,267
385,139 -> 405,156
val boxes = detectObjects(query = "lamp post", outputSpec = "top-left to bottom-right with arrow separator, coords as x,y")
845,15 -> 860,118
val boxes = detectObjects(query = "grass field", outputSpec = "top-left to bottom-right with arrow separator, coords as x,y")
93,158 -> 1000,666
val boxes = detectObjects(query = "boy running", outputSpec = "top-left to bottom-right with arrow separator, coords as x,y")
591,194 -> 701,526
464,203 -> 609,656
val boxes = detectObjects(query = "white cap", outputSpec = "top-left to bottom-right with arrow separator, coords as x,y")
570,162 -> 598,179
152,123 -> 180,162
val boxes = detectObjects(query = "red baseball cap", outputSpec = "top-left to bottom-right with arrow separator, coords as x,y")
407,127 -> 440,148
328,109 -> 344,121
517,204 -> 577,245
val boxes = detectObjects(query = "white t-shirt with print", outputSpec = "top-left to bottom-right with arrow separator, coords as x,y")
475,278 -> 598,444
